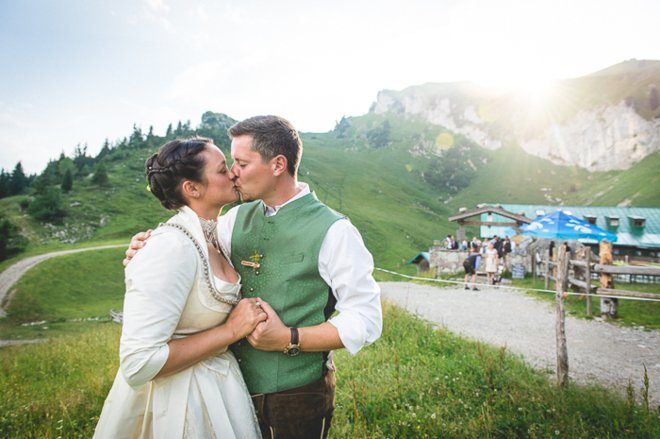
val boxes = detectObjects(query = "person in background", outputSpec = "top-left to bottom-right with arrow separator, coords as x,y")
463,247 -> 480,290
493,235 -> 503,259
484,242 -> 499,285
503,236 -> 513,262
460,238 -> 468,251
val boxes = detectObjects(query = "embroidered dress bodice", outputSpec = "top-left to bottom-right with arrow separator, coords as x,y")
94,206 -> 260,439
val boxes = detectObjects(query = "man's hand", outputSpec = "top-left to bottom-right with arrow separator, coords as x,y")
246,300 -> 290,351
122,229 -> 152,266
225,298 -> 268,341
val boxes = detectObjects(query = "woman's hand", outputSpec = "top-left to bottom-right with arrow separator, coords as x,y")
225,298 -> 268,341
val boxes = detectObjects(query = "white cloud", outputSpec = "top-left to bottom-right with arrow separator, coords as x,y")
143,0 -> 169,13
166,61 -> 233,103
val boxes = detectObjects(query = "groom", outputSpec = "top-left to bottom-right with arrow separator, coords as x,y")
127,115 -> 382,438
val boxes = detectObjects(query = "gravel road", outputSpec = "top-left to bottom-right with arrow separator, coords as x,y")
380,281 -> 660,406
0,245 -> 125,317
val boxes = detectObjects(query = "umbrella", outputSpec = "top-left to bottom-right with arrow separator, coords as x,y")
520,210 -> 617,242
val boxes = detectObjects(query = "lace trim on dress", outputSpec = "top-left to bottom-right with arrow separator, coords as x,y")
159,222 -> 241,306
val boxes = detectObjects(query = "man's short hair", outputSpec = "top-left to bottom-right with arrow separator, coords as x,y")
228,115 -> 302,176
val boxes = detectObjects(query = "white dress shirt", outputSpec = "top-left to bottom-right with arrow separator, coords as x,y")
218,182 -> 382,354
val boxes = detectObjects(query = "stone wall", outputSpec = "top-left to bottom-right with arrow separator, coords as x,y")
430,245 -> 534,275
429,246 -> 469,274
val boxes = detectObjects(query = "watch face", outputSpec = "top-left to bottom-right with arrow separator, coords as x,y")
286,346 -> 300,357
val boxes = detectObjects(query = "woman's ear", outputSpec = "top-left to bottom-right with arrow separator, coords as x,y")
272,155 -> 288,177
181,180 -> 201,200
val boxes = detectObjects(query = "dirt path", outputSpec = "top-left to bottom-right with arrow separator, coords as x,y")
0,245 -> 125,317
380,281 -> 660,406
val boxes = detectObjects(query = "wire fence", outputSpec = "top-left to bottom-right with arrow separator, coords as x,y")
375,267 -> 660,303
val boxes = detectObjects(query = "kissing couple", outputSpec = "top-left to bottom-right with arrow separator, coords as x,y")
94,115 -> 382,439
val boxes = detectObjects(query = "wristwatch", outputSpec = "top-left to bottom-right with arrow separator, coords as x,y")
283,327 -> 300,357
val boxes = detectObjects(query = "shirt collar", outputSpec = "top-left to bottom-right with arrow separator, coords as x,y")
264,182 -> 310,217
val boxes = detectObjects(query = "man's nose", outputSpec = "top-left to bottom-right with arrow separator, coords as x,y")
229,163 -> 238,179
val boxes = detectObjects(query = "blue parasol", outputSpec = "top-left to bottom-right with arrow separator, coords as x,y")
520,210 -> 617,242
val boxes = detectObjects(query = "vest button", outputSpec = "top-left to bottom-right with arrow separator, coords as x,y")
255,271 -> 260,275
249,287 -> 254,292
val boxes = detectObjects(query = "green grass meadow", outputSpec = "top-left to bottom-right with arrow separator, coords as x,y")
0,248 -> 126,340
1,303 -> 658,438
1,246 -> 659,436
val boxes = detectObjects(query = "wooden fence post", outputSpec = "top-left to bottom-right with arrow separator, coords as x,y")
599,240 -> 617,319
585,249 -> 592,317
555,244 -> 569,387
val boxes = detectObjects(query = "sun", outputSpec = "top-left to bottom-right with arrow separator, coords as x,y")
474,73 -> 557,98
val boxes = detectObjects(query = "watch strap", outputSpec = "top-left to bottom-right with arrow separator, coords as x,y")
290,327 -> 299,346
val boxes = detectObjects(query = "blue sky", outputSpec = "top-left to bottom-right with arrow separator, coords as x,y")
1,0 -> 659,173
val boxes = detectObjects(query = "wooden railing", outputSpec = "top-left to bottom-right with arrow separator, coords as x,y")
541,242 -> 659,387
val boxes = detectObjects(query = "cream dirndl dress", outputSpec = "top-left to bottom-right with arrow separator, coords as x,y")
94,206 -> 261,439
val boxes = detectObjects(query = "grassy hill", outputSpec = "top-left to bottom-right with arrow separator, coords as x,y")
0,108 -> 658,272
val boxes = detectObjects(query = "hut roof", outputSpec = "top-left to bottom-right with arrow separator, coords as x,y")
481,204 -> 660,249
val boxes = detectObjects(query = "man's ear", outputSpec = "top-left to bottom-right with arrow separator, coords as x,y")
272,155 -> 288,177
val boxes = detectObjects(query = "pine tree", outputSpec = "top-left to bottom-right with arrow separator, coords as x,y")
166,123 -> 173,137
10,162 -> 28,195
0,215 -> 28,261
61,169 -> 73,192
129,124 -> 143,147
28,187 -> 66,222
92,164 -> 109,186
0,170 -> 11,198
97,139 -> 111,159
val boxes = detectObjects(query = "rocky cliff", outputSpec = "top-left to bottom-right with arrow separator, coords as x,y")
372,60 -> 660,171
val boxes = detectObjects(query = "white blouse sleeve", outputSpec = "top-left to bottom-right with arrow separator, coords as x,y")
119,229 -> 197,388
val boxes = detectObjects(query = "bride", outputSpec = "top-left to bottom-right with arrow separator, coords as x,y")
94,137 -> 264,438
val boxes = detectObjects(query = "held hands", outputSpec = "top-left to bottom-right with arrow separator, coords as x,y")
122,229 -> 152,266
226,298 -> 268,342
246,300 -> 290,351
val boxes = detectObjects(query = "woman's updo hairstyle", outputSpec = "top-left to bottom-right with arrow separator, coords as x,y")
146,137 -> 211,210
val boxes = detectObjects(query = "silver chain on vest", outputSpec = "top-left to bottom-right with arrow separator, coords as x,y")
159,222 -> 241,306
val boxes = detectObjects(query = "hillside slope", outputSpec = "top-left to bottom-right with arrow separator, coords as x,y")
1,108 -> 657,270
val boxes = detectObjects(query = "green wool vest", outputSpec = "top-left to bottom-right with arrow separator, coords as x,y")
230,192 -> 344,394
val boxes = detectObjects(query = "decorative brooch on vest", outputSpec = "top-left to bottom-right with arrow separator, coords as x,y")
241,249 -> 262,271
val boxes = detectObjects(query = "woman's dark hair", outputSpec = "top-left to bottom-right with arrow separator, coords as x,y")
145,137 -> 211,210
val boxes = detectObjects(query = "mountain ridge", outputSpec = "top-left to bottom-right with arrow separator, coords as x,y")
371,59 -> 660,171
